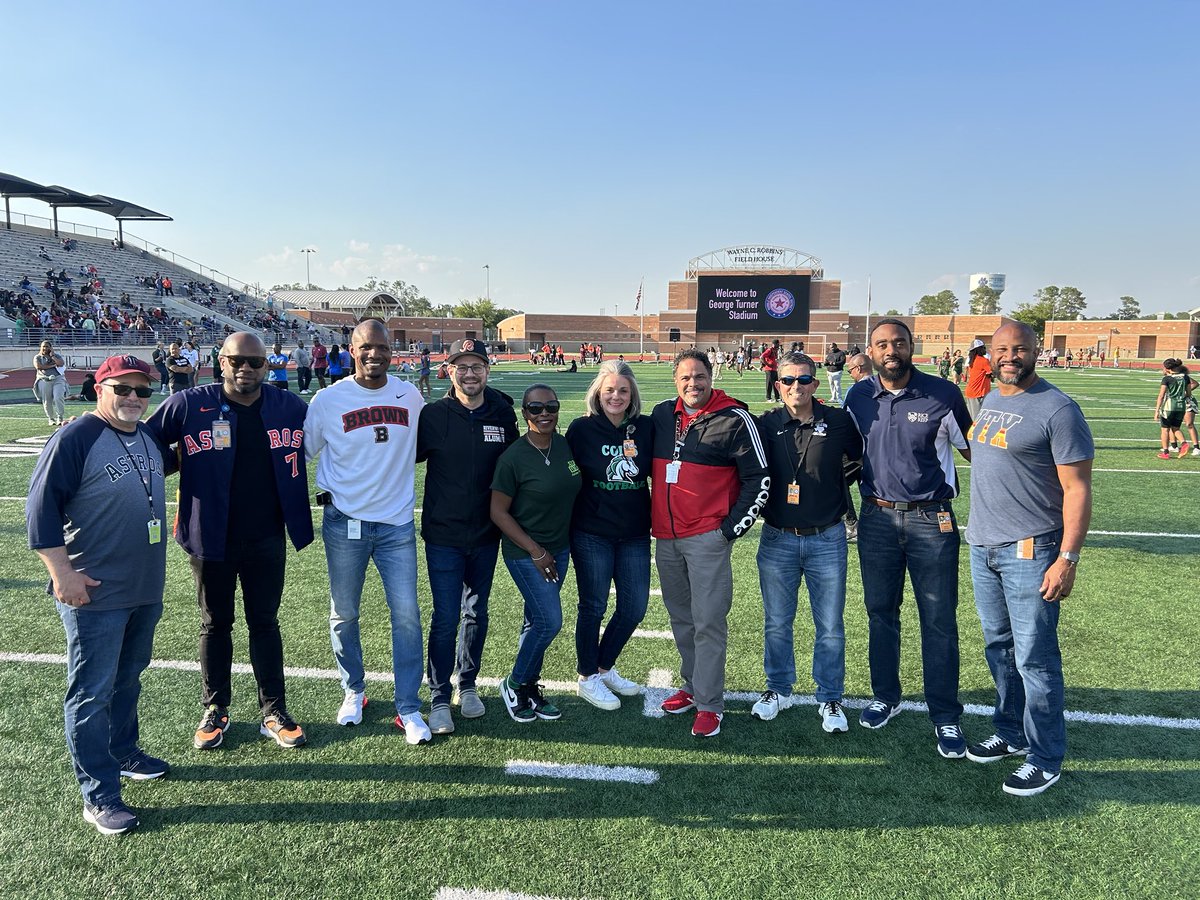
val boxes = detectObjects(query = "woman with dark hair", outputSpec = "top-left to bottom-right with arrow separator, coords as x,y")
490,384 -> 581,722
964,339 -> 993,420
327,344 -> 344,382
566,360 -> 654,710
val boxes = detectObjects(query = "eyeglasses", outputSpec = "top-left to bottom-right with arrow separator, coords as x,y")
454,363 -> 487,376
221,355 -> 266,369
103,383 -> 154,398
848,364 -> 865,372
779,375 -> 815,386
523,401 -> 561,415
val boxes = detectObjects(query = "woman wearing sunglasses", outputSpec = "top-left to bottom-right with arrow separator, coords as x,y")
564,360 -> 653,710
490,384 -> 581,722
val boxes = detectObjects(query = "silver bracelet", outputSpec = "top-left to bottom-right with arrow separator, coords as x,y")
531,551 -> 548,561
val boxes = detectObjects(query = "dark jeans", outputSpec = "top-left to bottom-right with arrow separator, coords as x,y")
189,533 -> 287,715
765,370 -> 780,401
857,499 -> 963,724
155,364 -> 168,390
504,550 -> 570,685
58,602 -> 162,806
425,541 -> 500,706
296,366 -> 312,391
570,529 -> 650,676
313,367 -> 327,389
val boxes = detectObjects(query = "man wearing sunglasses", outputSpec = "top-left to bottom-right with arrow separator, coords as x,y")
28,355 -> 171,834
751,353 -> 862,733
147,332 -> 314,752
417,339 -> 519,733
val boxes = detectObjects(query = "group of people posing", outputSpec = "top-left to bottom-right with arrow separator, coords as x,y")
27,317 -> 1093,836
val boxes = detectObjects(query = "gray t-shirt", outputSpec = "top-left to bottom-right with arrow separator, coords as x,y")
965,379 -> 1094,546
27,415 -> 168,610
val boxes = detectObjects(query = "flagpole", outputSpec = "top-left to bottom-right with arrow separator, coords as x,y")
864,274 -> 872,350
637,277 -> 645,360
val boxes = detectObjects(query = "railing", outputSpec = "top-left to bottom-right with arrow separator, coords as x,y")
3,212 -> 267,301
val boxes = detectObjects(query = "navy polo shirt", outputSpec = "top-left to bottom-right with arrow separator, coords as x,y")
843,368 -> 972,503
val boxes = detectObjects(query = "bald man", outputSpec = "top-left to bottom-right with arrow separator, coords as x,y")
147,331 -> 314,752
964,322 -> 1093,796
304,319 -> 432,744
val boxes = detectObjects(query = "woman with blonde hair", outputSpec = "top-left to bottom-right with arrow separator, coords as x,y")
565,360 -> 655,710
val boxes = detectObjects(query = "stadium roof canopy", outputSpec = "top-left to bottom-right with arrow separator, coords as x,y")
0,172 -> 171,243
269,290 -> 402,319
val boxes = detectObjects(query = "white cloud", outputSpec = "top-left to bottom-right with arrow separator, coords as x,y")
925,273 -> 965,292
347,240 -> 370,253
256,245 -> 296,266
328,256 -> 371,279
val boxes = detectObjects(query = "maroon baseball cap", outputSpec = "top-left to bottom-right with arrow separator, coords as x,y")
95,354 -> 152,382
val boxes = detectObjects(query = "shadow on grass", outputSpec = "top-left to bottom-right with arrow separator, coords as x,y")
1084,533 -> 1200,555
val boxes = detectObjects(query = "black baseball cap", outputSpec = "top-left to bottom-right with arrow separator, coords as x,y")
447,339 -> 489,364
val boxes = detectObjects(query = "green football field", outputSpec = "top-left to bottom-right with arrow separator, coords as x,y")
0,362 -> 1196,900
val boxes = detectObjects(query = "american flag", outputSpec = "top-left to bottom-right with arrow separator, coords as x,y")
634,278 -> 643,312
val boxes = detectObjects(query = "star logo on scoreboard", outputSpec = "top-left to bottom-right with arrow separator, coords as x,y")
764,288 -> 795,319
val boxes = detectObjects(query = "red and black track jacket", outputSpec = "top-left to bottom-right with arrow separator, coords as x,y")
650,389 -> 770,541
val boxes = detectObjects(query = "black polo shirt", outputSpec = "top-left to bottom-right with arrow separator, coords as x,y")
757,403 -> 862,530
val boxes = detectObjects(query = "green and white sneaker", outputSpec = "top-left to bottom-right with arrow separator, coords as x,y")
500,676 -> 536,723
526,682 -> 562,721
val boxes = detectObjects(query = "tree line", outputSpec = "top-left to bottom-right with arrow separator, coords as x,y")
267,278 -> 520,333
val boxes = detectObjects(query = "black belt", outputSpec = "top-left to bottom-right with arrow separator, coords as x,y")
867,497 -> 945,511
773,521 -> 841,537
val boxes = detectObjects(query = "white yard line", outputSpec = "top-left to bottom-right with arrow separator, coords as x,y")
505,759 -> 659,785
435,890 -> 583,900
632,629 -> 674,639
613,587 -> 662,596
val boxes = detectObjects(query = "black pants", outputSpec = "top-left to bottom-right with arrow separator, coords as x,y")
296,366 -> 312,391
765,370 -> 780,401
190,534 -> 287,715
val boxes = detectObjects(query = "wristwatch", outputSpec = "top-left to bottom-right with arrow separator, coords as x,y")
1059,551 -> 1080,565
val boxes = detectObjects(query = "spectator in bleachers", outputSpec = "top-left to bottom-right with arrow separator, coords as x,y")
38,246 -> 52,261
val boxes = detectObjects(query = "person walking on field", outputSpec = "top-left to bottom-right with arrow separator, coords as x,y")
1155,358 -> 1193,458
964,339 -> 993,420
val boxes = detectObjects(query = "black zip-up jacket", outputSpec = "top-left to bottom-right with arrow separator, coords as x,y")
417,385 -> 519,547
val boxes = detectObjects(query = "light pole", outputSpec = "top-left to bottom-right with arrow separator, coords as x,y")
302,247 -> 316,290
483,264 -> 490,302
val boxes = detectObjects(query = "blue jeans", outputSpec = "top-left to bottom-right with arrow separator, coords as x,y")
58,602 -> 162,806
570,530 -> 651,677
857,499 -> 963,723
425,541 -> 500,706
970,533 -> 1066,773
503,550 -> 570,685
757,523 -> 848,701
323,507 -> 423,715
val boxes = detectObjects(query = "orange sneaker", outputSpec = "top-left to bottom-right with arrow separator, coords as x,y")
260,710 -> 306,748
193,704 -> 230,750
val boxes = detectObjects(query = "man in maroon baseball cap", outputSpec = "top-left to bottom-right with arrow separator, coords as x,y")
27,352 -> 170,835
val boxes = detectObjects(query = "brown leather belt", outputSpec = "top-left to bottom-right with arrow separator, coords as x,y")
774,521 -> 841,537
867,497 -> 945,511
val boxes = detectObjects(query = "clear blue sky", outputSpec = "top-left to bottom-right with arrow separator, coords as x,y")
6,2 -> 1198,318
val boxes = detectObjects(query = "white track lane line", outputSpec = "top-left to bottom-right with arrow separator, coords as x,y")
505,759 -> 659,785
435,890 -> 581,900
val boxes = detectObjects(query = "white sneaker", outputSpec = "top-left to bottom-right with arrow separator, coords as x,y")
1193,447 -> 1200,457
397,711 -> 432,745
600,667 -> 641,696
336,690 -> 365,726
751,690 -> 793,721
818,700 -> 849,733
577,674 -> 621,710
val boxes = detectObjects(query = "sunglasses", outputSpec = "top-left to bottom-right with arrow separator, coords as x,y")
779,375 -> 815,386
523,401 -> 561,415
104,383 -> 154,398
221,355 -> 266,369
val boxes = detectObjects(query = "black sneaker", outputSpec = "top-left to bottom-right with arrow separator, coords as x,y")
119,750 -> 170,780
500,676 -> 536,723
83,800 -> 139,835
194,704 -> 230,750
967,733 -> 1030,764
260,709 -> 307,748
1003,762 -> 1060,796
525,683 -> 562,721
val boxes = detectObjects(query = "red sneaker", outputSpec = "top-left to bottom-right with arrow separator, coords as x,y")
1157,451 -> 1171,460
1179,442 -> 1192,458
661,690 -> 696,714
691,710 -> 723,738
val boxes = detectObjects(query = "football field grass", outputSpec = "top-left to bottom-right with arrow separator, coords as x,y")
0,362 -> 1196,900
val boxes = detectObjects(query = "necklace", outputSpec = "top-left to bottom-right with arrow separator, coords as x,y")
526,433 -> 552,466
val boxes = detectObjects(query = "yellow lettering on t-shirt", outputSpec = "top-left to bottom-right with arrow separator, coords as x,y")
974,423 -> 991,444
990,428 -> 1008,449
